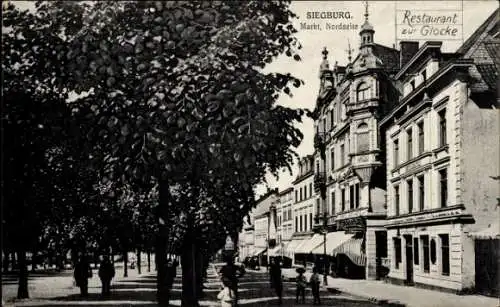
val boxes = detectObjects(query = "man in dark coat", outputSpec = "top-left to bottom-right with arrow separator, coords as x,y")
98,255 -> 115,297
74,255 -> 92,297
269,258 -> 283,304
220,258 -> 245,306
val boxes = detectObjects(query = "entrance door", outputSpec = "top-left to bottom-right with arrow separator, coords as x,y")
475,239 -> 499,296
404,235 -> 414,285
375,231 -> 388,280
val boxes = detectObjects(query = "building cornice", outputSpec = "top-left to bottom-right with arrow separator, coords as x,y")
395,41 -> 443,80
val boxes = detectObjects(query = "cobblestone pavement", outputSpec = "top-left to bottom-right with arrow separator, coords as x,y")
2,264 -> 379,306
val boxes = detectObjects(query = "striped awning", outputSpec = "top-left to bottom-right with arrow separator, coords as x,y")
332,237 -> 366,267
469,222 -> 500,239
295,234 -> 324,254
268,245 -> 283,257
311,231 -> 353,255
284,238 -> 307,257
253,247 -> 267,256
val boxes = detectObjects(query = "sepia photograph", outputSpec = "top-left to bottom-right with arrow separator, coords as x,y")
1,1 -> 498,306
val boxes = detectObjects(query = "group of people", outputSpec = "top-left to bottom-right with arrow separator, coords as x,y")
217,257 -> 323,306
73,255 -> 116,298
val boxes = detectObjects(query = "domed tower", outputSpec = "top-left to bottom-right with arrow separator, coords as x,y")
359,1 -> 374,55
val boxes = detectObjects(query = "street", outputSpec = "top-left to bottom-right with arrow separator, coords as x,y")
2,265 -> 378,306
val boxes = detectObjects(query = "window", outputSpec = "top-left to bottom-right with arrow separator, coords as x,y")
355,183 -> 360,208
357,82 -> 370,101
393,139 -> 399,167
330,109 -> 335,128
422,69 -> 427,83
309,183 -> 313,197
439,168 -> 448,208
316,199 -> 320,215
418,175 -> 425,211
331,149 -> 335,170
340,144 -> 345,165
295,190 -> 298,202
304,186 -> 307,199
300,188 -> 302,201
440,234 -> 450,276
299,215 -> 303,232
410,79 -> 415,91
407,179 -> 413,213
331,191 -> 336,214
418,122 -> 424,154
349,185 -> 355,210
394,185 -> 400,216
413,237 -> 419,265
295,216 -> 298,232
430,238 -> 437,264
309,213 -> 313,230
394,238 -> 402,269
439,109 -> 447,146
304,214 -> 307,231
422,235 -> 430,273
407,128 -> 413,160
341,189 -> 346,211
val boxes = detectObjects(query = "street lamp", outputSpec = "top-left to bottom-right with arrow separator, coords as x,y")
322,211 -> 328,286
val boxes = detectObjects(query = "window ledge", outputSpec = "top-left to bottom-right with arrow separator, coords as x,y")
432,144 -> 449,154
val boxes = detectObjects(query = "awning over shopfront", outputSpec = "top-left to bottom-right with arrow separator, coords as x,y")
284,238 -> 307,257
295,234 -> 325,254
311,231 -> 353,255
253,247 -> 267,256
332,237 -> 366,267
469,222 -> 500,239
268,245 -> 283,257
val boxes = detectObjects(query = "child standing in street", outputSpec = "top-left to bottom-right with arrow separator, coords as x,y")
309,266 -> 321,305
218,277 -> 236,307
295,268 -> 307,304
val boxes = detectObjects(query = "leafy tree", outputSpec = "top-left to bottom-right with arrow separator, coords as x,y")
3,1 -> 304,305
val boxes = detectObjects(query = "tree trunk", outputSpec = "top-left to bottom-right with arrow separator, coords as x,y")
12,251 -> 18,270
123,250 -> 128,277
31,248 -> 37,272
17,248 -> 29,299
147,251 -> 151,272
181,240 -> 200,307
3,250 -> 10,272
156,234 -> 169,307
137,249 -> 142,274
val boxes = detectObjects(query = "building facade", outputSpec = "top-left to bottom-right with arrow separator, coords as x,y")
286,155 -> 318,265
381,9 -> 499,294
312,6 -> 399,279
275,187 -> 294,258
252,189 -> 278,266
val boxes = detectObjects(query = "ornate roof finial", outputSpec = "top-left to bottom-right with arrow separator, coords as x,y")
346,39 -> 354,62
320,47 -> 329,73
322,47 -> 329,59
364,0 -> 369,22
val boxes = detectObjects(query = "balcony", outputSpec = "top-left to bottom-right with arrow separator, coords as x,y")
314,132 -> 327,159
314,172 -> 327,199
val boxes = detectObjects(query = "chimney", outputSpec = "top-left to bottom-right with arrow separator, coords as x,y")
399,41 -> 419,69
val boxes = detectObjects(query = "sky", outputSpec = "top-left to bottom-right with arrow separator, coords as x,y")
7,0 -> 498,198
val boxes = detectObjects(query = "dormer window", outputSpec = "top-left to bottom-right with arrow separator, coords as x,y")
410,79 -> 416,91
357,82 -> 370,101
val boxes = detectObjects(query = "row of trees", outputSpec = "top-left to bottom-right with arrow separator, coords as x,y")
2,1 -> 304,306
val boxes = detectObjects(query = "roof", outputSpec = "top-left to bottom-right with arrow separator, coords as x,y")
279,187 -> 293,195
372,44 -> 400,73
456,8 -> 499,54
476,64 -> 497,90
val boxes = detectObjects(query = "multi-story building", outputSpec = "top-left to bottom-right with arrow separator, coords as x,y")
273,187 -> 294,259
238,208 -> 255,262
285,155 -> 321,265
312,5 -> 400,279
380,9 -> 499,294
252,189 -> 278,266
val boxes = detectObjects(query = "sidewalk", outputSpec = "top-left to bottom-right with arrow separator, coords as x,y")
281,269 -> 498,307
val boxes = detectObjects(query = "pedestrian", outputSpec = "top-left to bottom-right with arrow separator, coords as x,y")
217,277 -> 236,307
98,255 -> 115,297
309,266 -> 321,305
269,258 -> 283,304
74,255 -> 92,297
219,257 -> 244,306
295,268 -> 307,304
